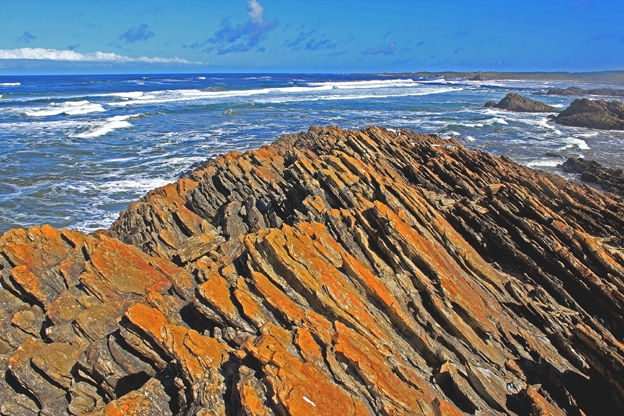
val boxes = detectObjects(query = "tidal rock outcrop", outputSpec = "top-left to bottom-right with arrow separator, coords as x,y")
547,86 -> 624,98
2,126 -> 624,415
485,92 -> 560,113
554,98 -> 624,130
560,157 -> 624,195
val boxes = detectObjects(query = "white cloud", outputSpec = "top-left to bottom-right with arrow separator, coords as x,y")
0,48 -> 198,64
247,0 -> 265,24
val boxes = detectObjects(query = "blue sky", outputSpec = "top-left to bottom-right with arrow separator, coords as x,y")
0,0 -> 622,74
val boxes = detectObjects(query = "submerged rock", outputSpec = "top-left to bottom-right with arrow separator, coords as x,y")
2,126 -> 624,415
554,98 -> 624,130
485,92 -> 560,113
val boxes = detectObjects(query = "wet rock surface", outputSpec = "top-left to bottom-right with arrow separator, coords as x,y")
484,92 -> 560,113
2,125 -> 624,415
560,157 -> 624,196
554,98 -> 624,130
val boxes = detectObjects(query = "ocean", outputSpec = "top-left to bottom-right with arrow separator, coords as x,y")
1,73 -> 623,234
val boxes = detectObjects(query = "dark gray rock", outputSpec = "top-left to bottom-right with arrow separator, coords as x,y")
560,157 -> 624,195
485,92 -> 560,113
555,98 -> 624,130
547,86 -> 624,97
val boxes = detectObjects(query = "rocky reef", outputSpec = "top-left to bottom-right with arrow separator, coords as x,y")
546,87 -> 624,98
553,98 -> 624,130
560,157 -> 624,196
1,126 -> 624,415
485,93 -> 560,113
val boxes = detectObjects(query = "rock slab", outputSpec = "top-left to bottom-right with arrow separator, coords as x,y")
1,126 -> 624,415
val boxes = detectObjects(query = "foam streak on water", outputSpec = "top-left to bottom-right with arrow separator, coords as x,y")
1,73 -> 624,234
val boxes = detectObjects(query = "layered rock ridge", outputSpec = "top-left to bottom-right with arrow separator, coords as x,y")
1,126 -> 624,415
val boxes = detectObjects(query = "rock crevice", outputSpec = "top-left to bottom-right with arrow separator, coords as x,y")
1,126 -> 624,415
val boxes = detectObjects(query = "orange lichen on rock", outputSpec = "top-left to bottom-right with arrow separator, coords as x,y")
2,126 -> 624,414
245,323 -> 373,415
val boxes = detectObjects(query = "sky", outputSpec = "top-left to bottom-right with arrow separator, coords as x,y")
0,0 -> 622,74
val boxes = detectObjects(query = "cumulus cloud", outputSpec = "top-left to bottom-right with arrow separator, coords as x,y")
206,0 -> 277,54
0,48 -> 196,64
17,31 -> 36,43
119,24 -> 154,43
363,43 -> 396,56
247,0 -> 264,24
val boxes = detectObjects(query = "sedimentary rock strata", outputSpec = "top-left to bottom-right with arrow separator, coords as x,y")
2,126 -> 624,415
554,98 -> 624,130
485,92 -> 560,113
560,157 -> 624,196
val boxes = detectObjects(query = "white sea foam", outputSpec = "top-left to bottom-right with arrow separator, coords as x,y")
307,79 -> 417,89
560,137 -> 590,150
74,114 -> 140,138
485,117 -> 509,125
460,123 -> 485,128
0,82 -> 20,87
464,135 -> 476,141
24,100 -> 106,117
524,159 -> 562,168
96,177 -> 172,193
107,81 -> 459,107
255,87 -> 463,104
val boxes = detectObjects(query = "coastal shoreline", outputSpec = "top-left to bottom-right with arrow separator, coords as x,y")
1,125 -> 623,414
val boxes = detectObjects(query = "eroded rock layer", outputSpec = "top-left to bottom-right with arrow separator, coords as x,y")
2,126 -> 624,415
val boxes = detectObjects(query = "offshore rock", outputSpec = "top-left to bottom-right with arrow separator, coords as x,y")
2,126 -> 624,415
546,86 -> 624,98
554,98 -> 624,130
485,92 -> 560,113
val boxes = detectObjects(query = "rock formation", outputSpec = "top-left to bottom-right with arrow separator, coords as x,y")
554,98 -> 624,130
485,93 -> 560,113
547,87 -> 624,98
560,157 -> 624,195
1,126 -> 624,415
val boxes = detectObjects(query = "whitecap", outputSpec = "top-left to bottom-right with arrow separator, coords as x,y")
485,117 -> 508,125
559,137 -> 590,150
96,177 -> 172,193
74,114 -> 140,138
458,122 -> 485,128
307,79 -> 417,89
524,159 -> 562,168
107,81 -> 461,107
24,100 -> 105,117
464,136 -> 476,141
0,82 -> 20,87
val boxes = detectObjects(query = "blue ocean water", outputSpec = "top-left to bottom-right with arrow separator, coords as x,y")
1,73 -> 624,234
